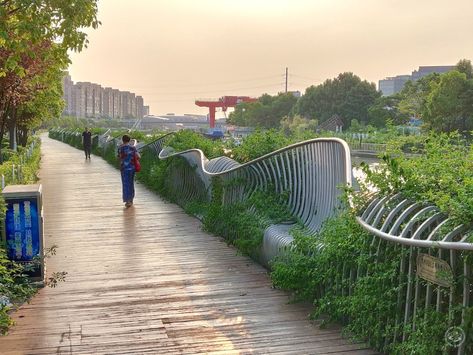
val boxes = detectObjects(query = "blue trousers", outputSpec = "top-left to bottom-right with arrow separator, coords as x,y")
121,169 -> 135,203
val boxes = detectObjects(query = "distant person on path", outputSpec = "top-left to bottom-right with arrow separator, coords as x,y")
118,134 -> 140,207
82,127 -> 92,159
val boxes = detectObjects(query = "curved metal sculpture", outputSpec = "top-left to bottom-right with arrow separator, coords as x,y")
159,138 -> 352,262
357,193 -> 472,251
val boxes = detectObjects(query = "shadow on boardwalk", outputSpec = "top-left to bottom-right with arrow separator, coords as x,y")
0,135 -> 376,354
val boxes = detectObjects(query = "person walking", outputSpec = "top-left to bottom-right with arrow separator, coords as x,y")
118,134 -> 140,207
82,127 -> 92,159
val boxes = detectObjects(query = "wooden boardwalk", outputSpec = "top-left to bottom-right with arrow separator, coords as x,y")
0,135 -> 376,354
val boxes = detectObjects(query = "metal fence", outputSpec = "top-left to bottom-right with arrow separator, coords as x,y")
357,193 -> 472,354
157,138 -> 352,263
1,139 -> 38,189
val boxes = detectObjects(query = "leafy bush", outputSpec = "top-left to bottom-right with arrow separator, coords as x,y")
164,130 -> 224,159
0,249 -> 36,335
202,184 -> 295,257
364,132 -> 473,223
232,129 -> 290,162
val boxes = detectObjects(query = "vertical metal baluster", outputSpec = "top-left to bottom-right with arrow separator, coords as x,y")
403,246 -> 415,341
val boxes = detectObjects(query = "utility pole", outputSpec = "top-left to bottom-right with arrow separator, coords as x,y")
285,67 -> 288,93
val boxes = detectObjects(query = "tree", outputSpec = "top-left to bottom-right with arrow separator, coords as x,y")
280,114 -> 318,136
456,59 -> 473,79
0,0 -> 100,154
227,93 -> 298,128
294,72 -> 380,128
397,73 -> 441,120
16,64 -> 65,146
423,71 -> 471,132
367,95 -> 409,128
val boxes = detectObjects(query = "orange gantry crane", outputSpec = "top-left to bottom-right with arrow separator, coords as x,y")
195,96 -> 257,128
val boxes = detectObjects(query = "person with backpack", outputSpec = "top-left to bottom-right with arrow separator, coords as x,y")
117,134 -> 140,207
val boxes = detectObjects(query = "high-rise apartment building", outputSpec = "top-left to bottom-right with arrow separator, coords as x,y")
136,96 -> 144,118
62,73 -> 74,115
73,82 -> 87,118
102,87 -> 114,118
112,89 -> 121,118
62,73 -> 147,119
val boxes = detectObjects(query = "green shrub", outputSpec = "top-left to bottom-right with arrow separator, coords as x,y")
232,129 -> 290,162
0,249 -> 36,335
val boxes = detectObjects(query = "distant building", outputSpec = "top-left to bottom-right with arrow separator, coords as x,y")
102,87 -> 114,118
62,74 -> 74,115
61,72 -> 147,119
135,96 -> 144,119
411,65 -> 455,81
378,75 -> 411,96
73,82 -> 87,118
379,65 -> 456,96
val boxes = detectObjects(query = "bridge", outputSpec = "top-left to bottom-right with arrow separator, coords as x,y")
0,134 -> 375,354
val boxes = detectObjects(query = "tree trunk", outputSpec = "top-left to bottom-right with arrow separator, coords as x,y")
0,113 -> 7,163
8,107 -> 17,151
18,126 -> 28,147
9,121 -> 17,151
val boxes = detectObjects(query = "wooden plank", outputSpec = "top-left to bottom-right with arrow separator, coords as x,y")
0,134 -> 376,354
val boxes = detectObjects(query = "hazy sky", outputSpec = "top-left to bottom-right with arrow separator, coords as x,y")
68,0 -> 473,116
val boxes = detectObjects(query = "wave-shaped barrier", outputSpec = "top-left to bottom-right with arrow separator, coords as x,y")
157,138 -> 352,263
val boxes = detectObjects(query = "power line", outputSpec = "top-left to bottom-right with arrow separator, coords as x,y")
127,74 -> 285,90
290,73 -> 324,83
137,82 -> 283,96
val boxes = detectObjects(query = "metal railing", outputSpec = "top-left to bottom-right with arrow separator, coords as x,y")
357,193 -> 473,354
1,139 -> 38,188
158,138 -> 352,262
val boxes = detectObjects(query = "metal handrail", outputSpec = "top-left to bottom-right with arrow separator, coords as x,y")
357,194 -> 473,251
159,137 -> 353,263
159,137 -> 352,181
138,132 -> 175,152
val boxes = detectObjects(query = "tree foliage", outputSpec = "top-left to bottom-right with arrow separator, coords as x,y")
0,0 -> 100,153
397,74 -> 441,120
367,95 -> 409,127
227,93 -> 298,128
423,71 -> 472,132
456,58 -> 473,79
294,72 -> 380,128
280,114 -> 318,136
